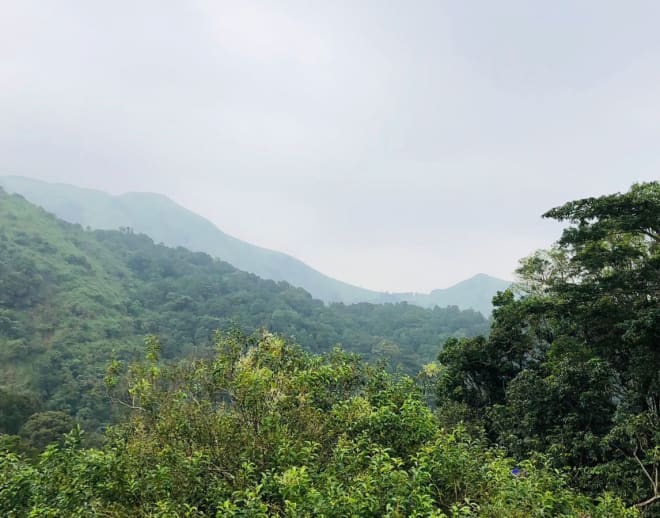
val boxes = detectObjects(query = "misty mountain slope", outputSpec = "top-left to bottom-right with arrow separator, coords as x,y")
0,176 -> 510,313
0,176 -> 379,301
390,273 -> 512,315
0,188 -> 489,429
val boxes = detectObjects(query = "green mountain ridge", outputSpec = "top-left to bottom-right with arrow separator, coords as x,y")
0,175 -> 510,314
0,188 -> 488,432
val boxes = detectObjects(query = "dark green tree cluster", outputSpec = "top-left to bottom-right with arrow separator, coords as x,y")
0,332 -> 635,517
435,182 -> 660,513
94,228 -> 488,366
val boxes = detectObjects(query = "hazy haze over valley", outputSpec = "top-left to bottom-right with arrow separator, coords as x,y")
2,1 -> 659,291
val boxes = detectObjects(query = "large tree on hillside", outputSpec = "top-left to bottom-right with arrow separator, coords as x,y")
436,182 -> 660,511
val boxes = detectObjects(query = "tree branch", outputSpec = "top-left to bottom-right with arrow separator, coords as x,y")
632,448 -> 659,510
633,449 -> 656,490
636,494 -> 659,509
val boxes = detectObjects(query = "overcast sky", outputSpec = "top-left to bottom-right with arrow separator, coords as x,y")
1,1 -> 659,292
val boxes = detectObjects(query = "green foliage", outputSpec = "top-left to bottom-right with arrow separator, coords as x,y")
436,182 -> 660,512
0,332 -> 635,516
0,175 -> 510,313
0,188 -> 487,436
0,181 -> 655,514
19,411 -> 75,452
0,389 -> 40,435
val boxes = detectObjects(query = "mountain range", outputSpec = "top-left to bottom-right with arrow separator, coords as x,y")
0,187 -> 489,428
0,175 -> 510,314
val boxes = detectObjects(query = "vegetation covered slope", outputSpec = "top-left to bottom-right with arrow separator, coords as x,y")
0,332 -> 635,517
0,182 -> 656,516
0,188 -> 488,434
0,176 -> 509,313
435,182 -> 660,513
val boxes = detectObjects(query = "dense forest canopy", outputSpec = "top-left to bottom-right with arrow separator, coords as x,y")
0,332 -> 637,516
0,188 -> 487,436
0,182 -> 658,516
435,182 -> 660,513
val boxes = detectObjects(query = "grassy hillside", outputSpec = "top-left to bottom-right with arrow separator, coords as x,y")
0,189 -> 488,433
0,176 -> 509,313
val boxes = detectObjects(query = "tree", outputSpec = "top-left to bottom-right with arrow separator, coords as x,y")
0,389 -> 40,435
436,182 -> 660,511
0,332 -> 636,516
19,411 -> 74,451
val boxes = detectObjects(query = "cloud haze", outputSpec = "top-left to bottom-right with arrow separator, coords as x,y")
1,1 -> 659,291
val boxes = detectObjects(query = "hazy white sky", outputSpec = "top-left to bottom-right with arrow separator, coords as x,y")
1,1 -> 659,292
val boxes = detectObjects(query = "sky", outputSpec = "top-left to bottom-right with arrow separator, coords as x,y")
1,1 -> 659,292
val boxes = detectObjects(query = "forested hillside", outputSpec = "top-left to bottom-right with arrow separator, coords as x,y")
0,332 -> 635,517
434,182 -> 660,513
1,183 -> 657,516
0,189 -> 487,436
0,176 -> 509,314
